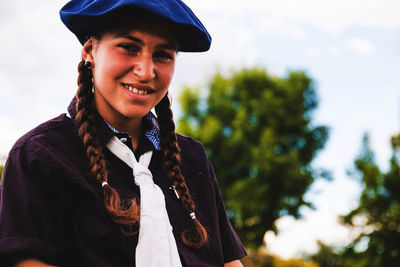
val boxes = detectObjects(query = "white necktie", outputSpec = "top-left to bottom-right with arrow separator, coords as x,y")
106,136 -> 182,267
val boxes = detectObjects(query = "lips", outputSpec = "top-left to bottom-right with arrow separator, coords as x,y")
122,83 -> 155,95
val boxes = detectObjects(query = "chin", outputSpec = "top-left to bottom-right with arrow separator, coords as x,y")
121,110 -> 149,120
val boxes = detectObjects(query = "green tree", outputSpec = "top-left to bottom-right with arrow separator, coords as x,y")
178,67 -> 329,249
242,250 -> 318,267
339,133 -> 400,266
311,241 -> 368,267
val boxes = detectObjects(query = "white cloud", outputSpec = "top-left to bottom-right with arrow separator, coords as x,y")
265,211 -> 354,259
305,47 -> 322,57
327,46 -> 343,56
257,16 -> 308,41
187,0 -> 400,37
345,38 -> 375,55
0,0 -> 79,158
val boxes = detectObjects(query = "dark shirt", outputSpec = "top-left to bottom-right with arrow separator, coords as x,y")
0,98 -> 246,267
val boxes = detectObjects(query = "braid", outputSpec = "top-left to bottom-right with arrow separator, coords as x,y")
155,94 -> 208,249
75,58 -> 140,233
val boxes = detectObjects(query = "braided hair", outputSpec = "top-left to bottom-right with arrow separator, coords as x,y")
75,58 -> 207,248
75,59 -> 140,233
155,94 -> 208,249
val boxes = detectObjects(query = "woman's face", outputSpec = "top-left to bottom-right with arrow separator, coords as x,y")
82,19 -> 177,128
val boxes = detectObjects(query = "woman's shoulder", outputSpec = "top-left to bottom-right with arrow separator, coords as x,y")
176,133 -> 214,187
9,113 -> 77,155
3,113 -> 89,193
176,133 -> 207,160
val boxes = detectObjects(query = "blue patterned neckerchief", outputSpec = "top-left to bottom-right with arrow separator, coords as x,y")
104,113 -> 161,151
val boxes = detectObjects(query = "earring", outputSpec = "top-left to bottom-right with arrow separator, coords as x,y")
84,59 -> 92,68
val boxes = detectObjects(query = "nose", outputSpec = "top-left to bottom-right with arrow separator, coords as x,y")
133,54 -> 155,81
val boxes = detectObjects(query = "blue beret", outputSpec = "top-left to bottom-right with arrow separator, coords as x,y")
60,0 -> 211,52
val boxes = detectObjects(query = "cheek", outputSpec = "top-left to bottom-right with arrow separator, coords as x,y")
94,50 -> 130,81
101,62 -> 127,80
159,65 -> 175,87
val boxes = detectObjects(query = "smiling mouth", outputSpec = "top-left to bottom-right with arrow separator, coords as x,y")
122,83 -> 154,95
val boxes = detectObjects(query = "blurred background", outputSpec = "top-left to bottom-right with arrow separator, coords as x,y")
0,0 -> 399,266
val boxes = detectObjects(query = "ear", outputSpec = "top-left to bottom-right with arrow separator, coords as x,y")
81,38 -> 94,63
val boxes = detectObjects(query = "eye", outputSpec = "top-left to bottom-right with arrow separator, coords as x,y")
153,51 -> 174,61
117,43 -> 140,53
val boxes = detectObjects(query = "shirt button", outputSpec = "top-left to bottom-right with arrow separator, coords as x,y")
120,137 -> 128,142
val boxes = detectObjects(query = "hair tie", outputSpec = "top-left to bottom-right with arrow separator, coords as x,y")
101,181 -> 109,188
189,212 -> 196,220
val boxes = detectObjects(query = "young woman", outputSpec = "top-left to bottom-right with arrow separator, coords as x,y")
0,0 -> 247,266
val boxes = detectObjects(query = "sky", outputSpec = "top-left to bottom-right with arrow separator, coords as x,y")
1,0 -> 399,259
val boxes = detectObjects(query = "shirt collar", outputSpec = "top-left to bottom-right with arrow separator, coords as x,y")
103,113 -> 161,151
67,97 -> 161,151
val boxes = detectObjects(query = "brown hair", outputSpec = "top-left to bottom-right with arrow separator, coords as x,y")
75,59 -> 140,233
75,58 -> 207,248
155,94 -> 207,249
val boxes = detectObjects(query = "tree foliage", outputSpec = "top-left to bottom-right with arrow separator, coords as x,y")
342,133 -> 400,266
178,67 -> 329,249
311,241 -> 368,267
311,133 -> 400,267
242,251 -> 317,267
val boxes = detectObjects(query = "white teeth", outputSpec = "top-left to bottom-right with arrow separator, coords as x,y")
123,84 -> 150,95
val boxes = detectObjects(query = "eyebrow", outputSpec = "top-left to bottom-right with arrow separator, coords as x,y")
115,33 -> 176,51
